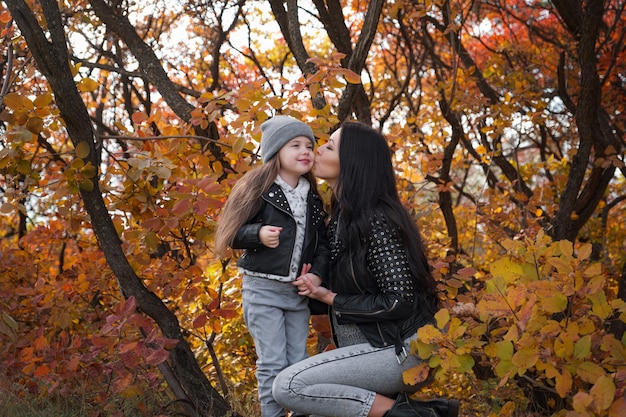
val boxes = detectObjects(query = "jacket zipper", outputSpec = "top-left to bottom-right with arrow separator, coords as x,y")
262,191 -> 297,274
335,299 -> 399,317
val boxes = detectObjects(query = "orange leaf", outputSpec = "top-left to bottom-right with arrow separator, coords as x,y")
92,336 -> 112,347
132,111 -> 149,124
609,396 -> 626,417
33,365 -> 50,377
402,362 -> 430,385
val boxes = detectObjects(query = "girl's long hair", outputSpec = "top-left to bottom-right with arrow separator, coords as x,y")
214,156 -> 318,257
333,121 -> 439,315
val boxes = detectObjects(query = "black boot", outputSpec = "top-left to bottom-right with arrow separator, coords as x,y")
383,392 -> 460,417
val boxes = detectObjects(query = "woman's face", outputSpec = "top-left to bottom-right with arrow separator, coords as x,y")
314,128 -> 341,187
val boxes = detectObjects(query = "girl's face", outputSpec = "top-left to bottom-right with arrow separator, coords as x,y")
277,136 -> 314,186
314,128 -> 341,188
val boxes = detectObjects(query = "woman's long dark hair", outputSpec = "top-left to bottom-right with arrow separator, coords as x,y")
333,121 -> 439,315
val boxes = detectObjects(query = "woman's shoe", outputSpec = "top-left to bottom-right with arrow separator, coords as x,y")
383,392 -> 460,417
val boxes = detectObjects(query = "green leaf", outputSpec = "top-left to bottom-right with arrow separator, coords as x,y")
79,179 -> 94,191
573,335 -> 591,359
416,340 -> 436,359
456,354 -> 475,373
496,340 -> 514,360
494,359 -> 515,378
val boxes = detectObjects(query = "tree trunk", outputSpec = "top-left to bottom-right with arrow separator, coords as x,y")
5,1 -> 238,415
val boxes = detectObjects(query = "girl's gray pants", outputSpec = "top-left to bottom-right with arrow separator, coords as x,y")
242,275 -> 310,417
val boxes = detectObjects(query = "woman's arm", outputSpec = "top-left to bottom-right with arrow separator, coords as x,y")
332,212 -> 416,323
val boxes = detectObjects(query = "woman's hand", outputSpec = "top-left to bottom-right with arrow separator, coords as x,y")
259,225 -> 282,248
293,264 -> 335,305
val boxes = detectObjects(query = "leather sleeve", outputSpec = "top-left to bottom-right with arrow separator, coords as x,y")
232,223 -> 264,249
308,216 -> 330,281
333,212 -> 417,324
333,292 -> 414,323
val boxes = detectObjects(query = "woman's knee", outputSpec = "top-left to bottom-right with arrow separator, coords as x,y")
272,370 -> 292,406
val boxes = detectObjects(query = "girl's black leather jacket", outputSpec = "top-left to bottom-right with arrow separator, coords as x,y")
327,211 -> 433,358
233,183 -> 329,280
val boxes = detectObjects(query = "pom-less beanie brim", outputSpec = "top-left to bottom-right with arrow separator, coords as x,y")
260,115 -> 315,162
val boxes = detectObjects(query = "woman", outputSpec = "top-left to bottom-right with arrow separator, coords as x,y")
272,122 -> 459,417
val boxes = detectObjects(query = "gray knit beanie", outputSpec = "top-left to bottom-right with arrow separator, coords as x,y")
260,115 -> 315,162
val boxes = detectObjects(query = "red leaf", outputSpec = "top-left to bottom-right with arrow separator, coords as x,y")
144,348 -> 170,365
193,313 -> 208,329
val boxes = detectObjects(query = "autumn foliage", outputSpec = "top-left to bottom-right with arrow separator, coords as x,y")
0,1 -> 625,416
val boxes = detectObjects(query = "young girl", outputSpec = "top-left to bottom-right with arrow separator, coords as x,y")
214,115 -> 329,417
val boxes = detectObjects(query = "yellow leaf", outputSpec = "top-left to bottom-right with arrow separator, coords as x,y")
577,243 -> 592,260
558,240 -> 573,257
417,324 -> 442,343
541,320 -> 562,337
75,141 -> 90,158
2,92 -> 34,110
456,354 -> 475,372
583,263 -> 602,277
144,232 -> 159,251
499,401 -> 516,417
554,333 -> 574,358
16,160 -> 31,175
577,361 -> 606,384
590,376 -> 616,410
555,369 -> 572,398
541,293 -> 568,313
588,291 -> 612,319
34,93 -> 53,108
26,116 -> 43,134
547,257 -> 573,274
490,257 -> 523,284
78,77 -> 99,92
434,308 -> 449,329
233,136 -> 245,154
511,347 -> 538,371
416,340 -> 436,359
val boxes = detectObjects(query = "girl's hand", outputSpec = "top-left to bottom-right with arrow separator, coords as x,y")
259,225 -> 282,248
294,273 -> 335,305
293,263 -> 314,292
